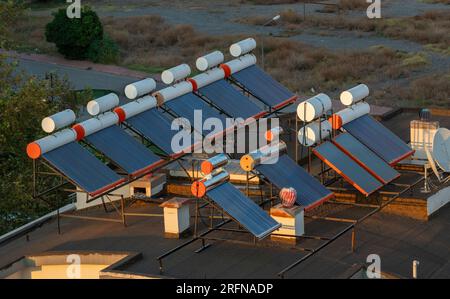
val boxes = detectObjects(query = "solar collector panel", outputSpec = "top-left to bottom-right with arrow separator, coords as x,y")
199,80 -> 264,119
256,155 -> 333,210
232,65 -> 294,107
313,142 -> 383,196
333,133 -> 400,184
43,142 -> 124,195
343,115 -> 414,165
207,182 -> 280,239
85,125 -> 162,176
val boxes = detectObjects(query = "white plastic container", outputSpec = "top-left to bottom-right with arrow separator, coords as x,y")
27,128 -> 77,159
196,51 -> 224,71
340,84 -> 369,106
161,64 -> 191,85
76,112 -> 119,137
297,93 -> 332,122
86,93 -> 120,116
124,78 -> 156,100
191,68 -> 225,89
230,38 -> 257,57
298,120 -> 332,147
330,102 -> 370,129
41,109 -> 76,133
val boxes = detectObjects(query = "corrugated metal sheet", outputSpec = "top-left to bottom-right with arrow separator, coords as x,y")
313,142 -> 383,196
232,65 -> 293,107
86,125 -> 161,175
256,155 -> 333,209
164,93 -> 227,132
207,182 -> 280,239
199,80 -> 263,119
333,133 -> 400,184
343,115 -> 414,165
43,142 -> 123,194
127,109 -> 177,154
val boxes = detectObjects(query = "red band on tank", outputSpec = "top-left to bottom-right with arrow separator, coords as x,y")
26,142 -> 42,159
187,78 -> 198,91
114,107 -> 126,123
329,115 -> 343,130
220,64 -> 232,78
72,124 -> 85,141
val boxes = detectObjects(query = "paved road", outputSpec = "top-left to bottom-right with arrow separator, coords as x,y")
11,57 -> 138,96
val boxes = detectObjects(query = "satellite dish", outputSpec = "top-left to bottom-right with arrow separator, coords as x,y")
432,128 -> 450,172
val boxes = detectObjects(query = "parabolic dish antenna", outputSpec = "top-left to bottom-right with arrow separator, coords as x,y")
432,128 -> 450,172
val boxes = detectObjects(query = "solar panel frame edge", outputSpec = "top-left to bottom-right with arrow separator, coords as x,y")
313,142 -> 383,197
332,133 -> 401,185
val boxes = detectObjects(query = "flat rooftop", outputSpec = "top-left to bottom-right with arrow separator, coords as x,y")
1,111 -> 450,279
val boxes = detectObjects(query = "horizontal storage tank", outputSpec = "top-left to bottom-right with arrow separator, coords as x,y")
124,78 -> 156,100
191,170 -> 230,198
223,54 -> 257,75
340,84 -> 369,106
161,64 -> 191,85
73,112 -> 119,140
230,38 -> 257,57
329,102 -> 370,129
115,95 -> 157,121
86,93 -> 119,116
297,93 -> 332,122
196,51 -> 224,71
298,120 -> 332,147
265,126 -> 283,142
191,68 -> 226,90
27,128 -> 77,159
153,81 -> 193,104
201,154 -> 229,175
41,109 -> 76,133
240,142 -> 287,171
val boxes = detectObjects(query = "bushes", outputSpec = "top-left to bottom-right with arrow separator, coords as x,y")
86,35 -> 119,64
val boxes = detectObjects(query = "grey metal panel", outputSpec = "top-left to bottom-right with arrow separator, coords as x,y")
313,142 -> 383,196
232,65 -> 293,107
256,155 -> 333,209
164,93 -> 227,132
85,125 -> 161,175
199,80 -> 263,119
207,182 -> 280,239
126,109 -> 177,154
43,142 -> 123,195
343,115 -> 414,165
333,133 -> 400,184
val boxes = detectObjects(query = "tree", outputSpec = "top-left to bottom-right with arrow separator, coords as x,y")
0,0 -> 24,49
0,54 -> 92,234
45,6 -> 103,59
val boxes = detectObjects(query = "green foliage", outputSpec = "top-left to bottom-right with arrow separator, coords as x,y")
0,0 -> 25,49
0,54 -> 92,234
86,35 -> 120,64
45,6 -> 103,59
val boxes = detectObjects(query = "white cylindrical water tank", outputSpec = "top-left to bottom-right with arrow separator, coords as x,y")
298,120 -> 332,147
196,51 -> 224,71
161,64 -> 191,85
41,109 -> 76,133
153,81 -> 193,104
124,78 -> 156,100
329,102 -> 370,129
86,93 -> 119,116
230,38 -> 257,57
76,112 -> 119,137
27,128 -> 77,159
192,68 -> 225,89
297,93 -> 332,122
224,54 -> 257,74
116,95 -> 157,120
340,84 -> 369,106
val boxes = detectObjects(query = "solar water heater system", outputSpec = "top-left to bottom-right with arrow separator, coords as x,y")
240,142 -> 334,210
192,156 -> 280,239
